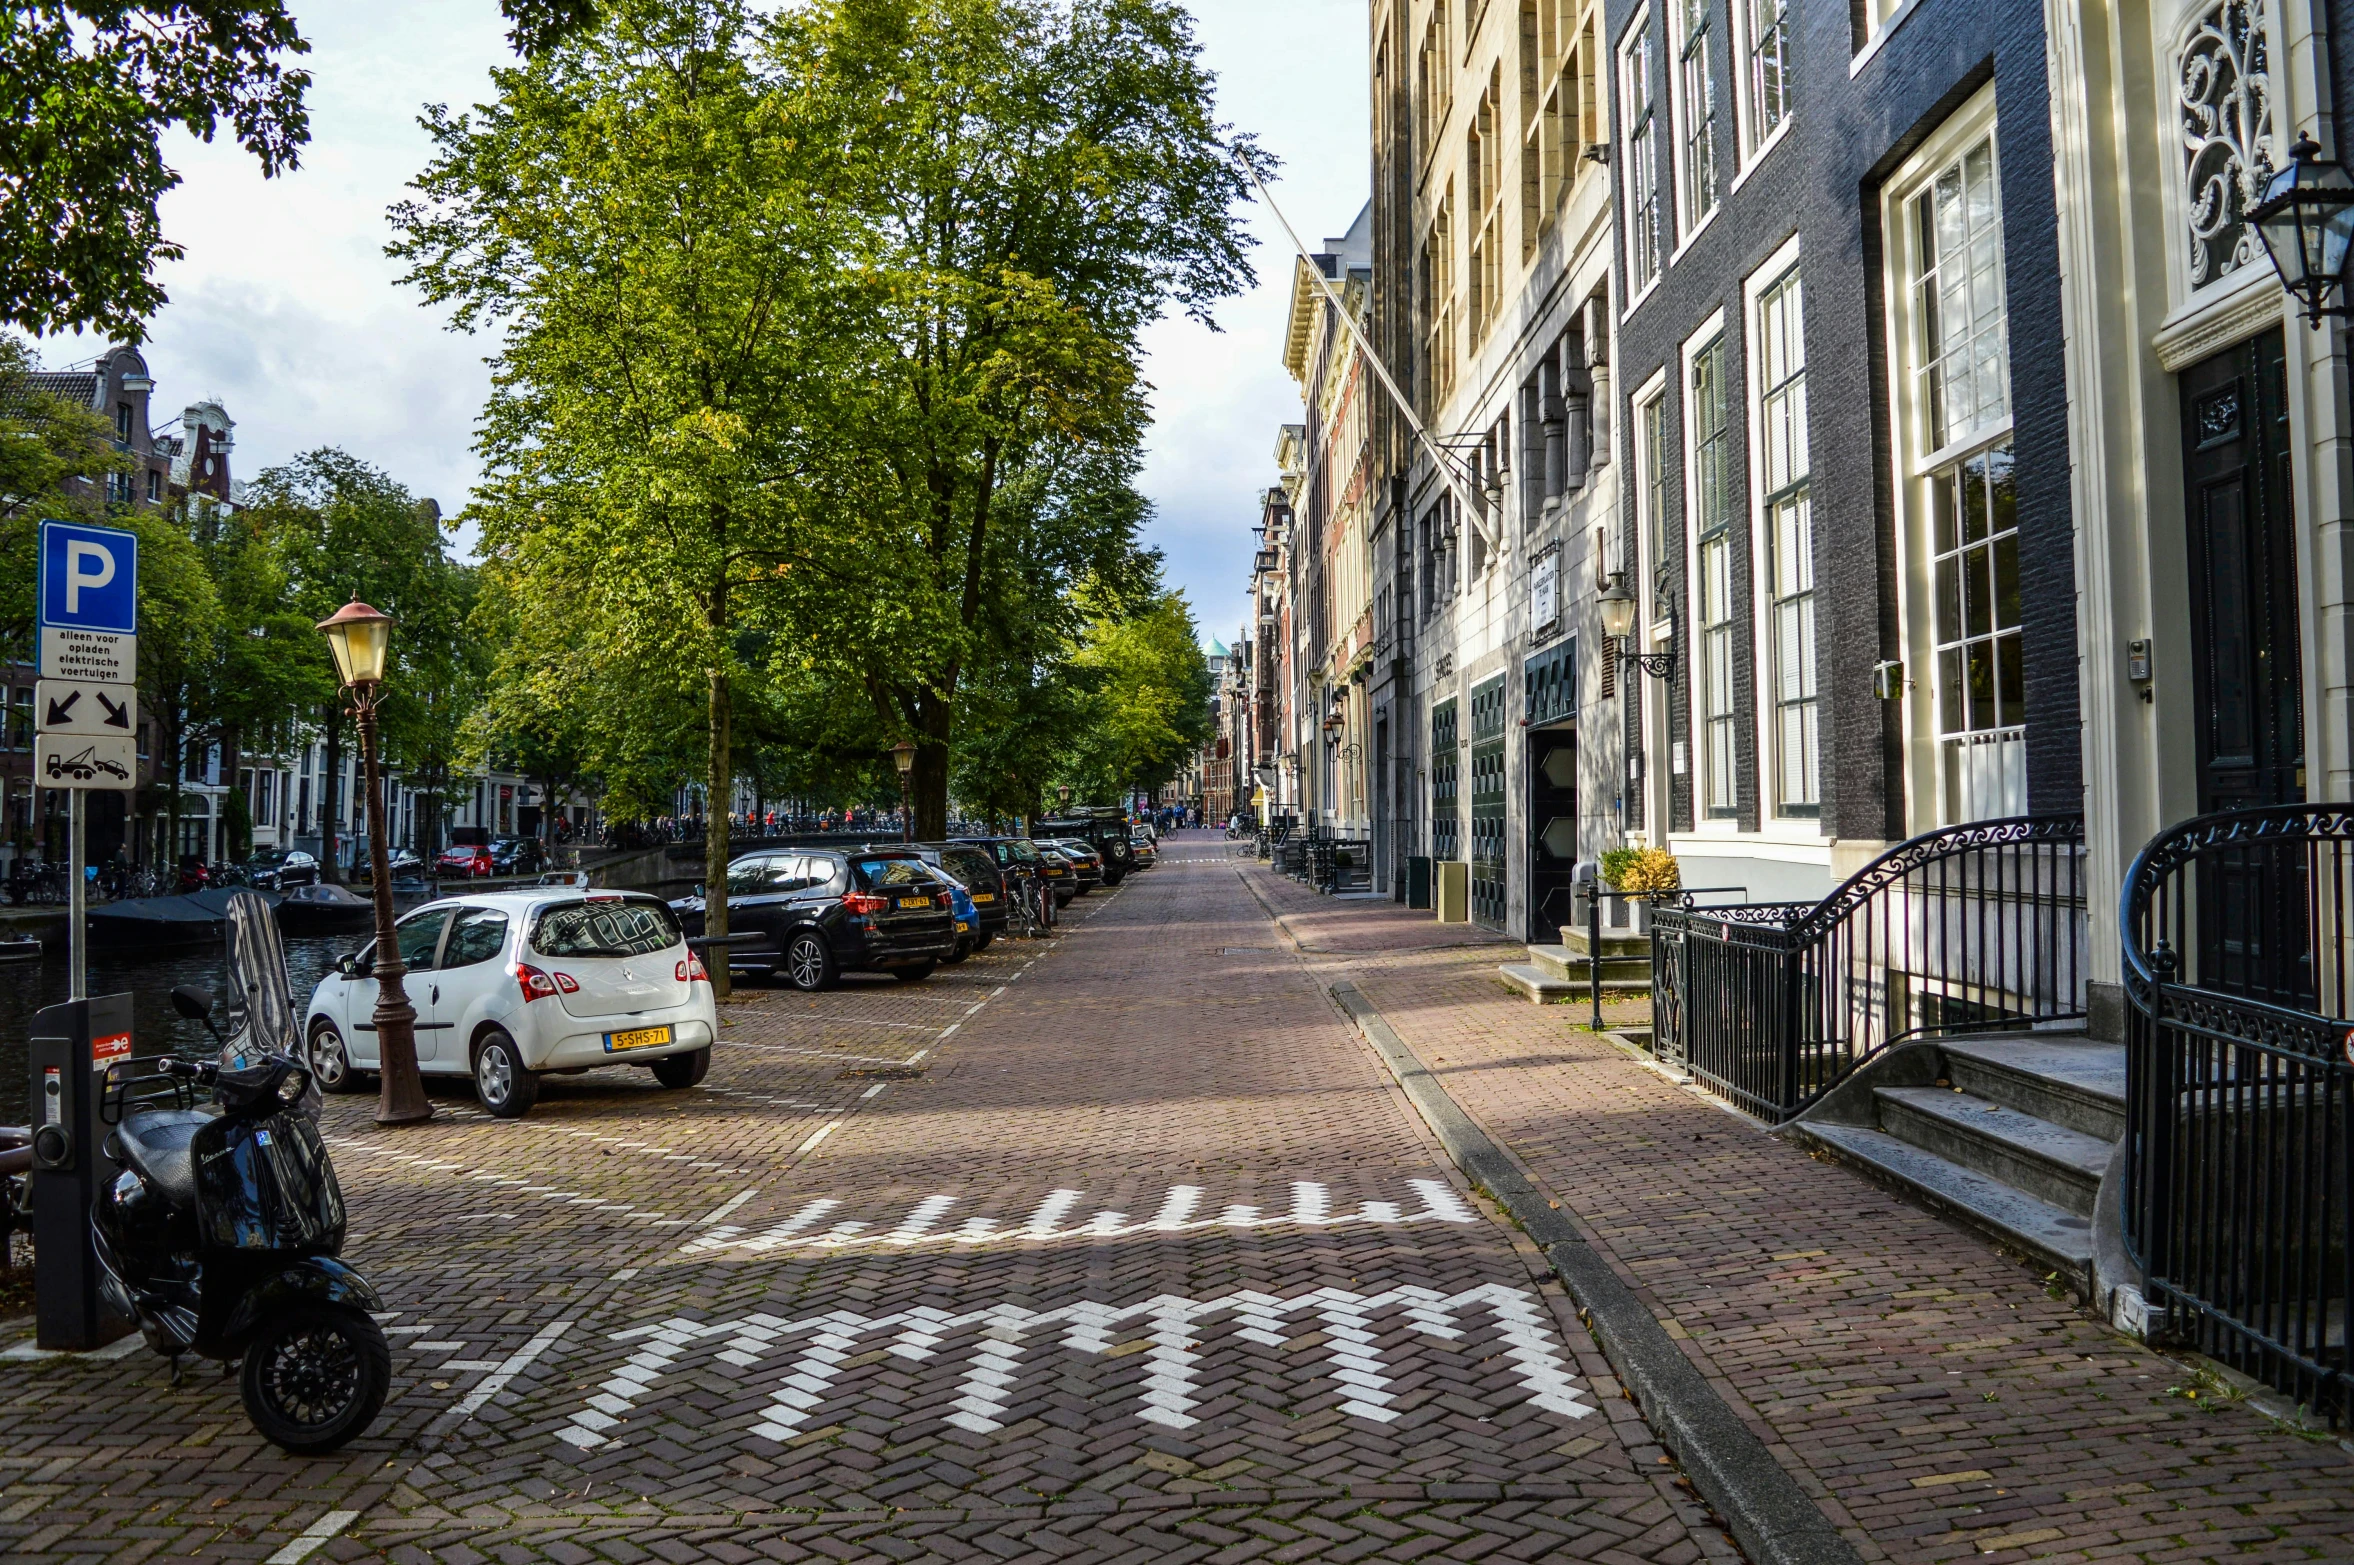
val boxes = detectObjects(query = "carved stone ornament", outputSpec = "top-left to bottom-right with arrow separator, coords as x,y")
2179,0 -> 2275,290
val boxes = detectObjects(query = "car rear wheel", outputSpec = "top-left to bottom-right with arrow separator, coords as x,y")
473,1029 -> 539,1118
972,930 -> 993,951
942,936 -> 972,966
306,1019 -> 368,1095
650,1047 -> 709,1088
783,931 -> 837,992
891,962 -> 936,983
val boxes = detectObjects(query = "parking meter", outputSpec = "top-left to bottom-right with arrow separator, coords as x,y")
27,994 -> 132,1351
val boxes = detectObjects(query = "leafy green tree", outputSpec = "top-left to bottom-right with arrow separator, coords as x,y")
392,0 -> 843,981
1055,585 -> 1212,803
0,0 -> 614,342
246,450 -> 476,878
0,3 -> 310,340
766,0 -> 1256,837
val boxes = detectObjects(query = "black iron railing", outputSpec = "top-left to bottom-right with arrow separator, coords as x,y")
2122,805 -> 2353,1423
1651,815 -> 2088,1122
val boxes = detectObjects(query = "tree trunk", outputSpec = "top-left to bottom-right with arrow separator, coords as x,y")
704,582 -> 732,1000
911,687 -> 954,840
321,705 -> 344,883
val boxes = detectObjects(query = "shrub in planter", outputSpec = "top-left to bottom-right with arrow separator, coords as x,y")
1602,846 -> 1680,896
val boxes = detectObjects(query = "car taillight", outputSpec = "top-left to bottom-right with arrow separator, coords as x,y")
841,891 -> 888,914
553,971 -> 580,993
514,963 -> 559,1002
677,951 -> 708,983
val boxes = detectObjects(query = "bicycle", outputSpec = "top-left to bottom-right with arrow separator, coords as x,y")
1003,870 -> 1050,939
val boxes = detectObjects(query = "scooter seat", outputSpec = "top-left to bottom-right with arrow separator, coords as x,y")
116,1109 -> 211,1202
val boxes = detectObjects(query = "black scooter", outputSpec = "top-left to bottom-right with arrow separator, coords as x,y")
91,982 -> 390,1453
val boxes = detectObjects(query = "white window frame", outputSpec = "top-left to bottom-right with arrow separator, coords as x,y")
1666,0 -> 1721,256
1880,84 -> 2023,832
1620,8 -> 1664,308
1678,309 -> 1739,831
1741,233 -> 1822,835
1628,365 -> 1674,838
1727,0 -> 1795,185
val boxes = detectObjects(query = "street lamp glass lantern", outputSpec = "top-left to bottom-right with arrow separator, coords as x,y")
315,598 -> 395,687
1596,573 -> 1638,643
2250,133 -> 2354,322
891,740 -> 917,776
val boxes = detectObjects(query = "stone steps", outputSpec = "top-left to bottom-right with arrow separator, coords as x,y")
1791,1032 -> 2124,1287
1498,961 -> 1653,1004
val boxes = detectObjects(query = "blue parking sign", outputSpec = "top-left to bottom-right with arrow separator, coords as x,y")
38,521 -> 137,633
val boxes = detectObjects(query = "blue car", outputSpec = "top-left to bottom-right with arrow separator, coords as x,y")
939,875 -> 979,964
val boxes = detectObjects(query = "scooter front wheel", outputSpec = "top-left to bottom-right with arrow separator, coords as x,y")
241,1304 -> 391,1454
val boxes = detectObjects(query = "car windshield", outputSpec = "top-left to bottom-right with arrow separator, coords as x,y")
1007,840 -> 1041,863
531,898 -> 680,958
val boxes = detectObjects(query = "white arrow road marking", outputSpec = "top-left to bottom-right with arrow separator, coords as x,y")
557,1284 -> 1591,1450
684,1177 -> 1476,1255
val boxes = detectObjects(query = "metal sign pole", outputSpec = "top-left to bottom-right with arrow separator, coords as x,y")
67,788 -> 85,1001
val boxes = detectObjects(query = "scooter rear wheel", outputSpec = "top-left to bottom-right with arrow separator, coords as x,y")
241,1304 -> 390,1454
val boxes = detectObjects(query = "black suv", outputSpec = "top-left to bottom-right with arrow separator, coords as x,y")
1031,811 -> 1136,885
675,848 -> 957,989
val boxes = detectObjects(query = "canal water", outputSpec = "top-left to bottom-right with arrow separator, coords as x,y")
0,934 -> 352,1124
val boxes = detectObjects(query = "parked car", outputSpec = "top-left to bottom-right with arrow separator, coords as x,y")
353,848 -> 425,883
672,848 -> 957,990
438,827 -> 494,879
951,836 -> 1057,927
1128,829 -> 1158,869
244,848 -> 319,891
911,842 -> 1009,946
1031,810 -> 1136,884
1034,844 -> 1078,907
302,889 -> 716,1118
1042,838 -> 1105,892
491,837 -> 549,877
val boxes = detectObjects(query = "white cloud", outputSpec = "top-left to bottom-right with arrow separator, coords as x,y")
39,0 -> 1371,647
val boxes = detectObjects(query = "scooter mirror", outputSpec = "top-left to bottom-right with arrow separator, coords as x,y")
170,985 -> 215,1020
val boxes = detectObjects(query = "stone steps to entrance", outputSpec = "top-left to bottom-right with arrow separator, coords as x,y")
1498,961 -> 1653,1004
1789,1031 -> 2124,1286
1525,943 -> 1652,983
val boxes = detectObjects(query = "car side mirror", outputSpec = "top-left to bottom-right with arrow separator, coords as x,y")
695,883 -> 707,899
169,985 -> 213,1020
337,953 -> 365,979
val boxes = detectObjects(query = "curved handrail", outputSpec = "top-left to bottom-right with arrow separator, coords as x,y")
2118,801 -> 2354,996
1788,813 -> 2084,943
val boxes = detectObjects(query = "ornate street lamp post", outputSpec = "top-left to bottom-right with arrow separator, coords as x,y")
1597,573 -> 1677,680
316,597 -> 432,1126
892,740 -> 917,843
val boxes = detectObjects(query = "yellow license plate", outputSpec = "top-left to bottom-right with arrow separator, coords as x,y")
898,896 -> 931,910
970,893 -> 995,903
605,1025 -> 673,1053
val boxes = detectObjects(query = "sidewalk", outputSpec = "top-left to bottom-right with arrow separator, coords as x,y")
1240,861 -> 2354,1564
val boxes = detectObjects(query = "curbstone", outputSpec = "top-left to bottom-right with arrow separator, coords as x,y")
1329,978 -> 1867,1565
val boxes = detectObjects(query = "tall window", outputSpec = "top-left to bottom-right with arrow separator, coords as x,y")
1745,0 -> 1790,150
1525,0 -> 1596,255
1674,0 -> 1719,235
1639,389 -> 1670,597
1623,20 -> 1661,291
1900,117 -> 2022,822
1688,335 -> 1736,818
1912,132 -> 2007,454
1421,188 -> 1457,413
1756,266 -> 1816,816
1468,74 -> 1505,344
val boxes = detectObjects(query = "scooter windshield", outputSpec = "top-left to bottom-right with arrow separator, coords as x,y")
221,890 -> 320,1119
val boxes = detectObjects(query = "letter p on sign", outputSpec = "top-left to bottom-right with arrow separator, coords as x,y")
38,521 -> 137,634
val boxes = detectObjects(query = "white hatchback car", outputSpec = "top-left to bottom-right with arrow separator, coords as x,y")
303,889 -> 718,1118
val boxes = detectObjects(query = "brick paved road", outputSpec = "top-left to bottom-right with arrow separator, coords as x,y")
0,850 -> 1730,1564
1237,862 -> 2354,1564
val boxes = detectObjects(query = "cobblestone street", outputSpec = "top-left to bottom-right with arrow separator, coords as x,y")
0,841 -> 1728,1564
7,837 -> 2352,1562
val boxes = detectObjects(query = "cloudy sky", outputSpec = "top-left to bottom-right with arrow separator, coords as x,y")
44,0 -> 1370,650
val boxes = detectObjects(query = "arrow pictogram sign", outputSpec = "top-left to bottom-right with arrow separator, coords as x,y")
36,678 -> 137,739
